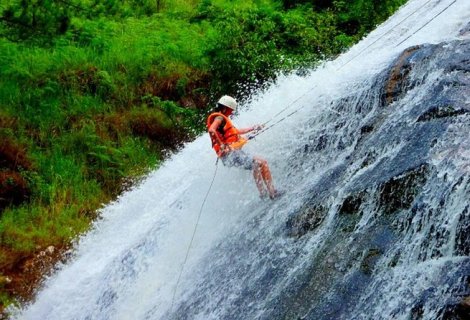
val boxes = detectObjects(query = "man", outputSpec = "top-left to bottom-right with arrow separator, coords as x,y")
207,95 -> 281,199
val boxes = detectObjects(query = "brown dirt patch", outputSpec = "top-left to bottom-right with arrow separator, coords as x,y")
139,73 -> 181,101
0,244 -> 71,315
0,138 -> 32,172
0,171 -> 30,211
58,65 -> 99,94
0,116 -> 17,132
129,113 -> 185,148
138,71 -> 210,110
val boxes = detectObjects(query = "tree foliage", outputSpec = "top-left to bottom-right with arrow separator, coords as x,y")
280,0 -> 407,35
0,0 -> 76,42
0,0 -> 177,43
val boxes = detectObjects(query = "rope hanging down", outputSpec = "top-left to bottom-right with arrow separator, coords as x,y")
170,160 -> 219,312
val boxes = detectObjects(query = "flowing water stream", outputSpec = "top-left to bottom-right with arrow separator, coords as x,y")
14,0 -> 470,319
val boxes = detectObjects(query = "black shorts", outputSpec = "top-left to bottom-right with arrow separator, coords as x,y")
221,149 -> 254,170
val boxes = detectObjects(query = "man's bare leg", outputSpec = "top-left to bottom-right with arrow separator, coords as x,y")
253,161 -> 267,197
254,157 -> 276,198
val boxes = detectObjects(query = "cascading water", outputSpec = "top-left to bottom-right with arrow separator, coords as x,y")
13,0 -> 470,319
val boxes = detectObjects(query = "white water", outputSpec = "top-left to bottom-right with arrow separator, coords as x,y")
15,0 -> 470,319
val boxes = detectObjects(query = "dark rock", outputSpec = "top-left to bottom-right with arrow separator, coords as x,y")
417,105 -> 468,122
359,151 -> 378,169
338,192 -> 366,215
360,125 -> 374,134
440,296 -> 470,320
459,22 -> 470,36
378,164 -> 429,215
360,248 -> 382,275
0,170 -> 30,211
456,296 -> 470,318
455,205 -> 470,256
410,303 -> 425,319
314,134 -> 328,152
286,204 -> 327,238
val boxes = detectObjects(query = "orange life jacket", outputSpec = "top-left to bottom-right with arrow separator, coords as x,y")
206,112 -> 247,157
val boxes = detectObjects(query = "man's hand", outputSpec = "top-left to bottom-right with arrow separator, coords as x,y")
252,124 -> 264,132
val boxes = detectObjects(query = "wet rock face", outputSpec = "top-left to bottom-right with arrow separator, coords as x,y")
382,40 -> 470,114
360,248 -> 382,275
383,45 -> 421,105
378,165 -> 429,215
285,203 -> 327,238
277,40 -> 470,319
455,205 -> 470,256
338,192 -> 366,215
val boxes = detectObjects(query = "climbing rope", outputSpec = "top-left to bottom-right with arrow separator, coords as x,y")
170,159 -> 219,313
248,85 -> 345,140
249,0 -> 458,140
261,86 -> 317,127
248,81 -> 345,140
169,0 -> 459,311
249,107 -> 305,140
395,0 -> 457,47
338,0 -> 434,70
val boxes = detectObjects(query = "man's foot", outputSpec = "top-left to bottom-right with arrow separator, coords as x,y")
269,189 -> 285,200
259,190 -> 269,199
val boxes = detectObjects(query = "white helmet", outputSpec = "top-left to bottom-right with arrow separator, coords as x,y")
217,95 -> 237,111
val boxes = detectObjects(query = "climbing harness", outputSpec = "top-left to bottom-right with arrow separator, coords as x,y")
170,159 -> 219,312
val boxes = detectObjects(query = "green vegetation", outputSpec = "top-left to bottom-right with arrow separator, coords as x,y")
0,0 -> 407,310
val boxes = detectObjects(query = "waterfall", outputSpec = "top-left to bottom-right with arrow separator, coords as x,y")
14,0 -> 470,319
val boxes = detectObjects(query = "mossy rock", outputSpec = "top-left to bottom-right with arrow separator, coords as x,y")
338,192 -> 366,215
378,164 -> 429,215
417,105 -> 468,122
286,204 -> 327,238
359,248 -> 382,275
